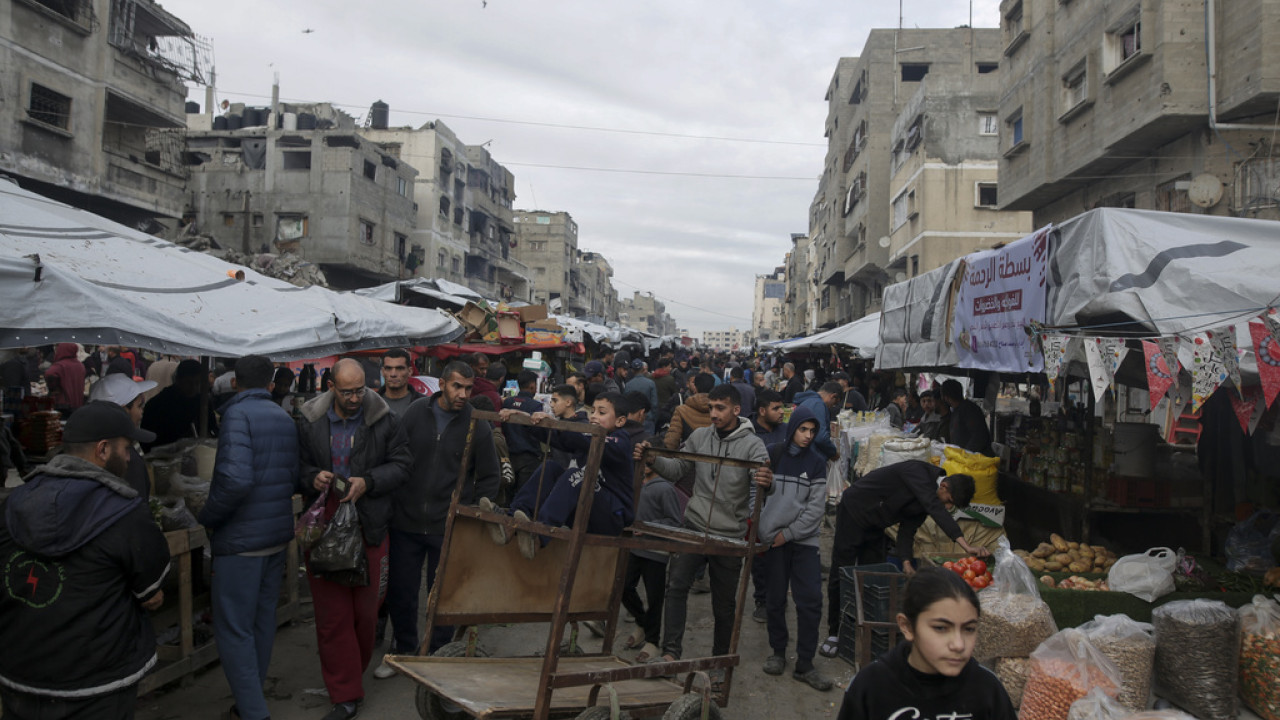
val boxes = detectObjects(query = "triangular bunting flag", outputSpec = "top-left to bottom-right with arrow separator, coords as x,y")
1206,326 -> 1242,395
1250,321 -> 1280,408
1101,338 -> 1128,391
1157,336 -> 1182,377
1143,340 -> 1177,410
1189,331 -> 1229,413
1042,334 -> 1072,388
1083,338 -> 1111,403
1263,309 -> 1280,346
1249,388 -> 1267,434
1230,390 -> 1258,434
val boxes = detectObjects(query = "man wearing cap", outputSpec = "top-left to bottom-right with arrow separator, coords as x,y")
584,360 -> 620,394
623,360 -> 659,435
0,401 -> 170,718
198,356 -> 299,720
141,358 -> 218,450
89,373 -> 159,499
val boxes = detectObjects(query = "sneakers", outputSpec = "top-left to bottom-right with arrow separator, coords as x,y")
478,498 -> 509,546
793,667 -> 834,692
373,658 -> 396,679
321,701 -> 360,720
752,602 -> 767,623
762,654 -> 786,675
513,510 -> 538,560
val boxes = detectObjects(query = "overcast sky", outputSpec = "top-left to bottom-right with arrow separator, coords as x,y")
169,0 -> 999,334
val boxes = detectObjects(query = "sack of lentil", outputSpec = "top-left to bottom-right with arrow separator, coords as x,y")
1021,628 -> 1122,720
1153,599 -> 1240,720
1077,613 -> 1156,712
993,657 -> 1031,709
1238,594 -> 1280,720
975,536 -> 1058,662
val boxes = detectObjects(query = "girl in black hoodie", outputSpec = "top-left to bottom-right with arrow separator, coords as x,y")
837,568 -> 1016,720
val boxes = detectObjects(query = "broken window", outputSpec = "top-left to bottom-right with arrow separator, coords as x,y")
358,220 -> 375,246
976,182 -> 999,208
1062,62 -> 1087,111
21,0 -> 94,27
977,62 -> 998,74
28,83 -> 71,130
979,112 -> 998,136
905,116 -> 923,151
900,64 -> 929,83
277,215 -> 308,240
438,196 -> 451,218
324,135 -> 361,148
363,160 -> 376,181
281,151 -> 311,170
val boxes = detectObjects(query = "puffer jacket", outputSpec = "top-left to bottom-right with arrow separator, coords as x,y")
199,388 -> 300,555
298,391 -> 411,546
652,417 -> 769,538
663,393 -> 711,449
757,406 -> 827,548
0,454 -> 170,697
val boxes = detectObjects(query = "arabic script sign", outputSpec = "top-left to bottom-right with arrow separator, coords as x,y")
952,226 -> 1050,373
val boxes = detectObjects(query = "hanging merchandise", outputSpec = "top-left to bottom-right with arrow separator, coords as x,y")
1190,331 -> 1230,412
1207,326 -> 1243,396
1084,338 -> 1112,403
1143,341 -> 1178,411
1042,334 -> 1074,388
1249,321 -> 1280,408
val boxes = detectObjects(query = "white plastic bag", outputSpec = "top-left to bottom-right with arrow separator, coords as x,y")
880,436 -> 931,467
1107,547 -> 1177,602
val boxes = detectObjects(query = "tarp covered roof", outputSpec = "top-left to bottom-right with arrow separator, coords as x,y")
0,179 -> 462,360
876,260 -> 961,370
775,312 -> 882,358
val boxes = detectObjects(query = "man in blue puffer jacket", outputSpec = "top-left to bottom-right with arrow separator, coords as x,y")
199,355 -> 300,720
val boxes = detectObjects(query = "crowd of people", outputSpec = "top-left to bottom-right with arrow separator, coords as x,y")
0,343 -> 1000,720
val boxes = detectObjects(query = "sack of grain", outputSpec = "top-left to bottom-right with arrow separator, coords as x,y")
1078,613 -> 1155,712
1238,594 -> 1280,720
1021,628 -> 1122,720
1153,599 -> 1240,720
975,536 -> 1057,662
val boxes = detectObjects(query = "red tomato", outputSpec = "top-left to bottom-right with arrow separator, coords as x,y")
951,565 -> 966,576
973,575 -> 991,589
970,560 -> 988,575
983,571 -> 993,583
963,569 -> 976,581
943,561 -> 955,570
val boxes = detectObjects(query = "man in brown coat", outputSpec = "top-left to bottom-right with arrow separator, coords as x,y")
663,373 -> 715,449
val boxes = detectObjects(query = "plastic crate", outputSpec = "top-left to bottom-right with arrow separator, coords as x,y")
837,610 -> 898,668
838,562 -> 903,625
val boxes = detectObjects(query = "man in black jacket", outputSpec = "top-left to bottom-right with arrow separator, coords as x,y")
376,361 -> 500,677
298,359 -> 411,720
0,402 -> 170,719
940,379 -> 992,455
819,459 -> 986,659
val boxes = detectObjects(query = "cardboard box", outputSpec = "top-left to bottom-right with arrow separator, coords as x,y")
525,328 -> 566,346
456,301 -> 491,332
516,304 -> 548,323
527,319 -> 562,331
496,311 -> 523,344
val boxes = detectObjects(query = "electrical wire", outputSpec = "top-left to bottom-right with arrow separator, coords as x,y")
502,161 -> 814,181
611,277 -> 752,323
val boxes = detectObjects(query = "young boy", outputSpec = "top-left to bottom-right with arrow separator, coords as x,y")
485,392 -> 634,559
750,387 -> 788,622
758,405 -> 834,691
548,384 -> 587,470
620,456 -> 682,662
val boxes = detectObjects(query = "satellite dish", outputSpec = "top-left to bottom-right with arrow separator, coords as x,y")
1187,174 -> 1223,208
877,236 -> 891,248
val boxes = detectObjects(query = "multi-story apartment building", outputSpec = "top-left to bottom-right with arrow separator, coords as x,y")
886,47 -> 1033,281
512,210 -> 579,312
751,268 -> 786,345
811,28 -> 1009,328
577,250 -> 619,324
619,291 -> 676,336
997,0 -> 1280,225
2,0 -> 205,225
702,328 -> 744,352
184,103 -> 418,289
362,119 -> 531,301
782,233 -> 814,339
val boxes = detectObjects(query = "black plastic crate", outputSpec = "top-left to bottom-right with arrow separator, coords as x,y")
837,610 -> 897,668
838,562 -> 902,625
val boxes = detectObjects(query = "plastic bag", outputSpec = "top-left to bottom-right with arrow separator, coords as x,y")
294,489 -> 328,551
1122,712 -> 1198,720
1108,547 -> 1177,602
1225,510 -> 1279,574
169,473 -> 211,519
1077,613 -> 1156,712
975,536 -> 1058,662
1238,594 -> 1280,720
1153,599 -> 1240,720
156,496 -> 198,531
309,502 -> 367,587
1067,687 -> 1128,720
1020,628 -> 1122,720
880,436 -> 931,467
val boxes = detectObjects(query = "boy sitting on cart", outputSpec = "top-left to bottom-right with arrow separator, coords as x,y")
483,391 -> 635,559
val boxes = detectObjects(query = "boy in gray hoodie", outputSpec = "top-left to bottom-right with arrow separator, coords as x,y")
757,405 -> 833,691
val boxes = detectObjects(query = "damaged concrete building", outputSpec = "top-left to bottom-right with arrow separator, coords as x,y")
1,0 -> 207,226
182,103 -> 419,289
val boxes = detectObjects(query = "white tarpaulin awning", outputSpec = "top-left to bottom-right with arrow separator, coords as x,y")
776,312 -> 882,358
876,260 -> 962,370
0,180 -> 462,360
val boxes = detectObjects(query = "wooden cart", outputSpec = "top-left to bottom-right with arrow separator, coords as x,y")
386,410 -> 767,720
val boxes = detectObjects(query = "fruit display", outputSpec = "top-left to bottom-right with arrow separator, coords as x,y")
1014,533 -> 1117,573
943,556 -> 993,590
1039,575 -> 1110,591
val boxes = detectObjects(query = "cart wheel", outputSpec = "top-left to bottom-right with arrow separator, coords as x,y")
415,641 -> 488,720
575,707 -> 632,720
662,694 -> 722,720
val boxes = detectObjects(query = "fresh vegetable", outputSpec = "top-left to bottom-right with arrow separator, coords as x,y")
947,556 -> 993,590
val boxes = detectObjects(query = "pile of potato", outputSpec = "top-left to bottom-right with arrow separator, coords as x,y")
1014,533 -> 1117,574
1039,575 -> 1110,591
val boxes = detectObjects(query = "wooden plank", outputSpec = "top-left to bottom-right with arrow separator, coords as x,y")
137,641 -> 219,695
386,655 -> 683,718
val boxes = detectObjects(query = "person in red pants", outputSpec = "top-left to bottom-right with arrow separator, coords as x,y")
298,359 -> 411,720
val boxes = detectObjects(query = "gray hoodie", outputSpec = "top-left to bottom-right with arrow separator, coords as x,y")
651,417 -> 769,538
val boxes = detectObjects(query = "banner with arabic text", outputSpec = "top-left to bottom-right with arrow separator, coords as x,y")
952,227 -> 1050,373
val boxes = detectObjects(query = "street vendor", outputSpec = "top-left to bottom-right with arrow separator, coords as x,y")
820,459 -> 985,659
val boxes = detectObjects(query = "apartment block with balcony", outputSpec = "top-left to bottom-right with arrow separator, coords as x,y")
620,291 -> 676,336
512,210 -> 579,312
1,0 -> 205,225
783,233 -> 814,338
362,120 -> 530,301
752,268 -> 786,345
997,0 -> 1280,225
813,28 -> 1007,327
184,104 -> 418,289
886,50 -> 1033,284
577,250 -> 619,324
702,328 -> 744,352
